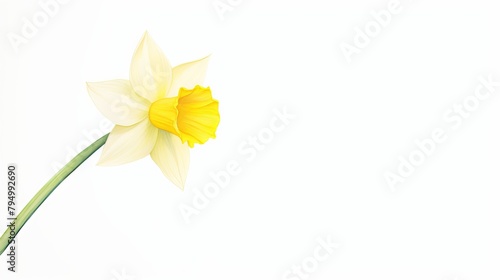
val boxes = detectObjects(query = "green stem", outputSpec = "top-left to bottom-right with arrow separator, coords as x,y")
0,133 -> 109,255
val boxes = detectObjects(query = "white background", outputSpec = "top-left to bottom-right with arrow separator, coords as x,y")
1,0 -> 500,279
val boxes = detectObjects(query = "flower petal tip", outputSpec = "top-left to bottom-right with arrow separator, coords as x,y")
85,81 -> 93,90
95,160 -> 110,167
139,31 -> 155,47
168,176 -> 186,190
96,155 -> 117,166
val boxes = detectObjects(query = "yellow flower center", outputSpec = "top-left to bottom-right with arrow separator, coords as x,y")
149,85 -> 220,148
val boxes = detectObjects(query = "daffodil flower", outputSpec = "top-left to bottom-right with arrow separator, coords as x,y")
0,32 -> 220,256
87,32 -> 220,189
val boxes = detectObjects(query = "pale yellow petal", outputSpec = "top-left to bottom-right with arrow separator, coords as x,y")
150,131 -> 190,190
98,119 -> 158,166
167,56 -> 210,97
130,32 -> 172,102
87,80 -> 150,126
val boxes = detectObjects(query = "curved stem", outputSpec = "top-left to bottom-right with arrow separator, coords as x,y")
0,133 -> 109,255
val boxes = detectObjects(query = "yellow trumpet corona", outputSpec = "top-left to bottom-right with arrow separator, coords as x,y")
149,86 -> 220,148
